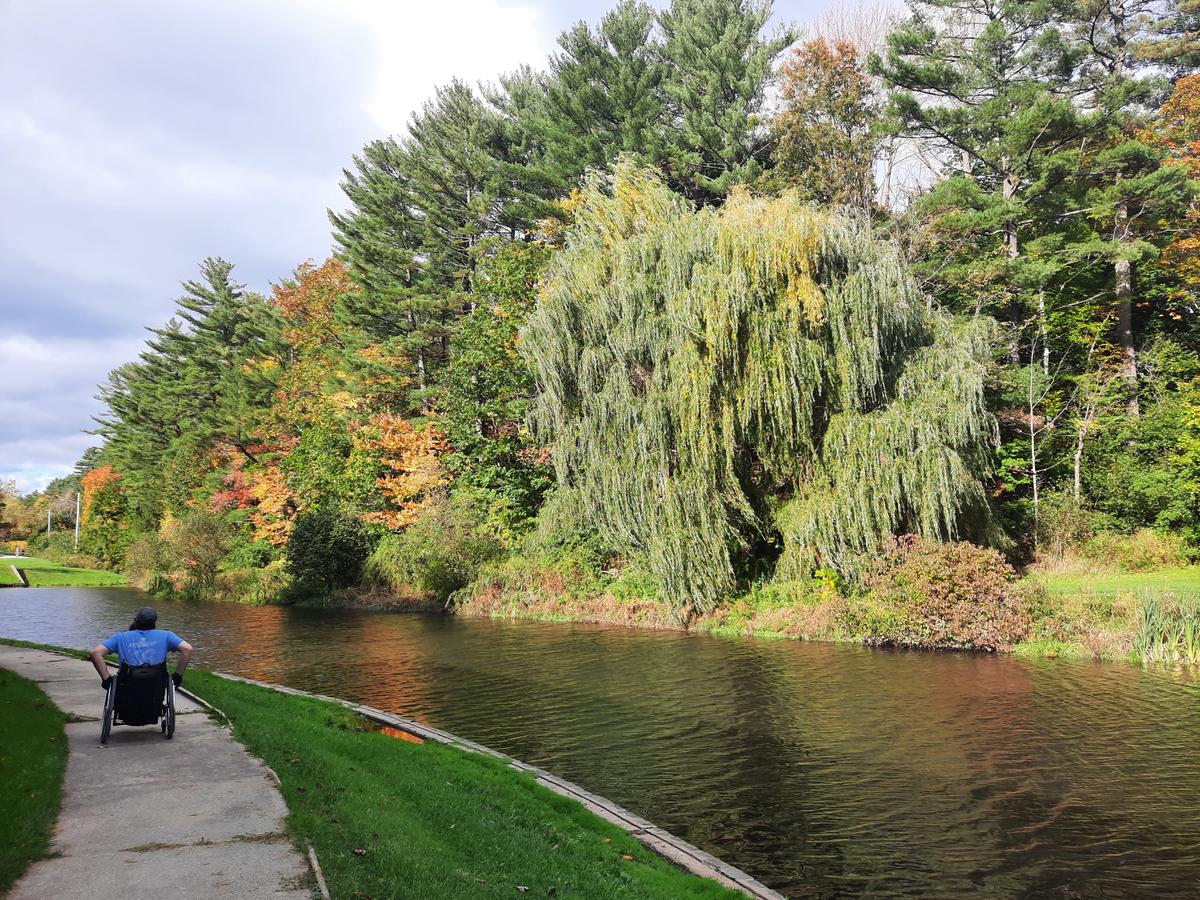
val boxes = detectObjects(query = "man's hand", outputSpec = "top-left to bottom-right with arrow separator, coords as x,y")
171,672 -> 183,688
101,676 -> 113,690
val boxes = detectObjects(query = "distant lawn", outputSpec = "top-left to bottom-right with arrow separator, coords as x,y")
1029,566 -> 1200,597
186,670 -> 737,900
0,667 -> 68,894
0,556 -> 125,588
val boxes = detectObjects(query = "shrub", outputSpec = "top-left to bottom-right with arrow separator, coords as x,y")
162,511 -> 230,596
123,533 -> 171,587
525,487 -> 617,576
286,510 -> 376,592
860,535 -> 1031,650
1080,528 -> 1187,572
222,538 -> 276,571
216,559 -> 293,605
363,494 -> 504,601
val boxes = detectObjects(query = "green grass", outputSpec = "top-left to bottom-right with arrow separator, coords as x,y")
0,667 -> 68,894
0,556 -> 125,587
1028,566 -> 1200,598
185,669 -> 737,900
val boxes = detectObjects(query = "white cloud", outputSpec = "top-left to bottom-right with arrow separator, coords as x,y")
0,0 -> 554,492
344,0 -> 550,132
0,335 -> 142,493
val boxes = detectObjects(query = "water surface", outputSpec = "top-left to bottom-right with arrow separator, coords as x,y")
3,585 -> 1199,898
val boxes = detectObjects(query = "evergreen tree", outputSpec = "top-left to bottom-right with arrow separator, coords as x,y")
439,241 -> 553,522
94,259 -> 282,525
329,137 -> 445,409
873,0 -> 1083,339
658,0 -> 796,202
532,1 -> 667,189
1145,0 -> 1200,74
1067,0 -> 1197,411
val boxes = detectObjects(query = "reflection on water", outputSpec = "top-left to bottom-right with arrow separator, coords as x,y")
3,586 -> 1200,898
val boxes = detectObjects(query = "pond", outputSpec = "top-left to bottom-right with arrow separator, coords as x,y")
3,585 -> 1199,898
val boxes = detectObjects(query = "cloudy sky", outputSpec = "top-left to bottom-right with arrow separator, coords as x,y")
0,0 -> 837,493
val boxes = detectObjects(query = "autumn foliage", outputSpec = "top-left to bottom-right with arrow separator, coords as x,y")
356,414 -> 449,529
80,465 -> 121,523
1146,75 -> 1200,296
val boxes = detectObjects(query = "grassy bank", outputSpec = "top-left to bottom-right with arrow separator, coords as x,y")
0,667 -> 68,894
183,670 -> 736,899
454,551 -> 1200,667
0,556 -> 126,588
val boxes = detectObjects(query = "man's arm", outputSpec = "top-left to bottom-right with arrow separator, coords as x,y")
173,641 -> 194,682
89,645 -> 112,683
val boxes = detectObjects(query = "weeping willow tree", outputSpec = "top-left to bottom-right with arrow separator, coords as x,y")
523,162 -> 998,611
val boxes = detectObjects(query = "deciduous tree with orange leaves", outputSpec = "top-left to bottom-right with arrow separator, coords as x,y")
354,414 -> 449,529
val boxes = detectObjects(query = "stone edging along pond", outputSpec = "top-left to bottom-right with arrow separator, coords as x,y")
187,671 -> 784,900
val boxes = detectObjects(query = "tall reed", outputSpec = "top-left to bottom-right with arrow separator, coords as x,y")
1133,592 -> 1200,667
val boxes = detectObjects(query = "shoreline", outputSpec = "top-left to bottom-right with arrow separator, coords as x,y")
21,557 -> 1200,668
0,638 -> 773,899
208,667 -> 782,899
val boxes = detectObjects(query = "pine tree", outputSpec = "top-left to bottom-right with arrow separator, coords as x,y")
1068,0 -> 1197,411
1145,0 -> 1200,74
533,0 -> 667,188
873,0 -> 1083,344
658,0 -> 796,202
439,241 -> 553,521
94,259 -> 282,525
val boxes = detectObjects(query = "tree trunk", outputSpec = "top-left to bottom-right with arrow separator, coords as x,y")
1073,403 -> 1095,501
1029,362 -> 1040,551
1002,166 -> 1019,261
1039,293 -> 1049,376
1114,198 -> 1139,414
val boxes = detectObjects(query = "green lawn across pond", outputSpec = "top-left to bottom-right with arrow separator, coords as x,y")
0,666 -> 68,894
184,669 -> 737,900
0,556 -> 125,587
1029,566 -> 1200,598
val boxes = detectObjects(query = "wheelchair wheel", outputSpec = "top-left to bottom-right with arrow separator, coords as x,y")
100,680 -> 115,745
164,678 -> 176,739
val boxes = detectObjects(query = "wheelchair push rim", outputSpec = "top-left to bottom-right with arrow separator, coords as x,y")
100,679 -> 115,744
163,677 -> 176,739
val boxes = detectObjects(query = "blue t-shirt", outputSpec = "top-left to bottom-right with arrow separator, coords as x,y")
102,629 -> 184,666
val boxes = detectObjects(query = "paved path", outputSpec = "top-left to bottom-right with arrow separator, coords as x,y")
0,646 -> 312,899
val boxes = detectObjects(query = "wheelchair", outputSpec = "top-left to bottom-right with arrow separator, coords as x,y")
100,661 -> 176,744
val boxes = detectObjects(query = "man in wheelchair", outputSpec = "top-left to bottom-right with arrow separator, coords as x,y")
89,607 -> 194,742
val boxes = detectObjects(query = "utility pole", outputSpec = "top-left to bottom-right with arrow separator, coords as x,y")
74,492 -> 81,550
47,505 -> 51,535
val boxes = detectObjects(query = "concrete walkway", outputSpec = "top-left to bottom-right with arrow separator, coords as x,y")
0,646 -> 312,899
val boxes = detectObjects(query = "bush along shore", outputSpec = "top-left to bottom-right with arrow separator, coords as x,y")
452,533 -> 1200,669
